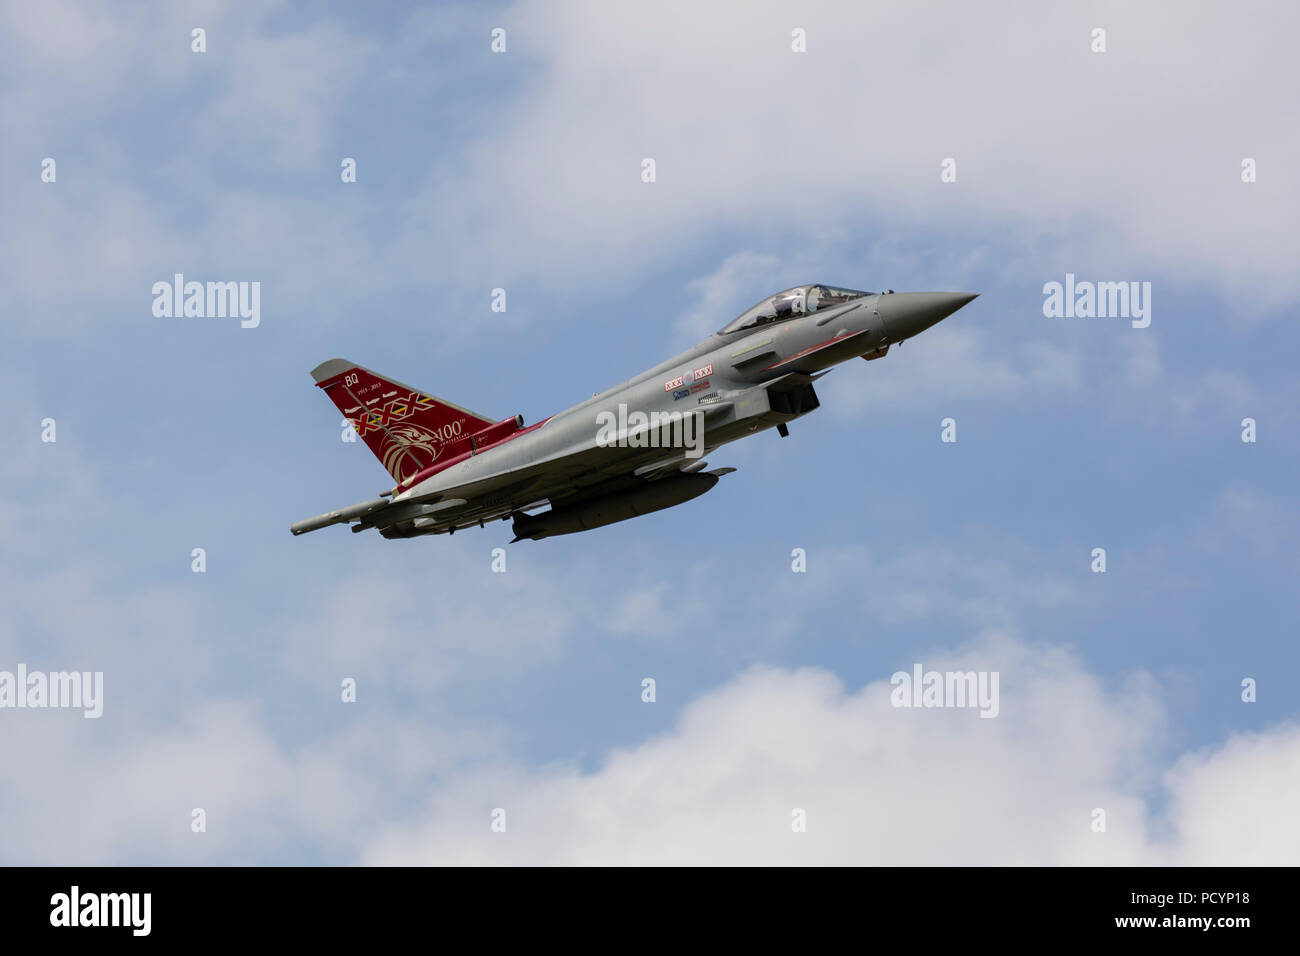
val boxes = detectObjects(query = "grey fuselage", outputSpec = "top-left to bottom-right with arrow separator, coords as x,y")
391,290 -> 974,518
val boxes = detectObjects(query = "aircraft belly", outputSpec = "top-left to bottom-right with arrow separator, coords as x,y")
399,425 -> 668,517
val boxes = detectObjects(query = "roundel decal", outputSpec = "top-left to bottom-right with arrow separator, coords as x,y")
683,369 -> 695,385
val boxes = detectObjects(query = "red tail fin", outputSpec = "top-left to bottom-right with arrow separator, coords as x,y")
311,359 -> 495,483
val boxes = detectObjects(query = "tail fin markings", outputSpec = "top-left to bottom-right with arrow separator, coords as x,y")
310,359 -> 495,484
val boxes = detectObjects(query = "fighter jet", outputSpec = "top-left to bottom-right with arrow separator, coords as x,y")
290,287 -> 976,542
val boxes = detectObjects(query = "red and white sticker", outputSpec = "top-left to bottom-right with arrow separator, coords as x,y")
664,363 -> 714,392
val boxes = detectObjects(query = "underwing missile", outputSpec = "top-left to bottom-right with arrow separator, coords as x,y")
289,497 -> 389,536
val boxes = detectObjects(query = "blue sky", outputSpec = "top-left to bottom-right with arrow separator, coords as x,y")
1,0 -> 1297,864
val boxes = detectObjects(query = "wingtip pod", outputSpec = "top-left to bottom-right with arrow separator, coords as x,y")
289,497 -> 389,536
310,358 -> 353,383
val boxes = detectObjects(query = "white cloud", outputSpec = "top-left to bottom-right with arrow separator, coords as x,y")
10,0 -> 1295,344
362,633 -> 1299,865
1161,726 -> 1300,865
834,324 -> 1043,407
0,700 -> 490,864
1205,487 -> 1290,557
412,0 -> 1300,308
674,252 -> 785,345
0,1 -> 382,328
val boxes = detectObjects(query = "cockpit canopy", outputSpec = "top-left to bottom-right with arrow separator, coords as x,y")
718,285 -> 873,335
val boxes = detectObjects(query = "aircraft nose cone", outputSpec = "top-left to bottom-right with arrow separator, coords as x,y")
880,292 -> 977,341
